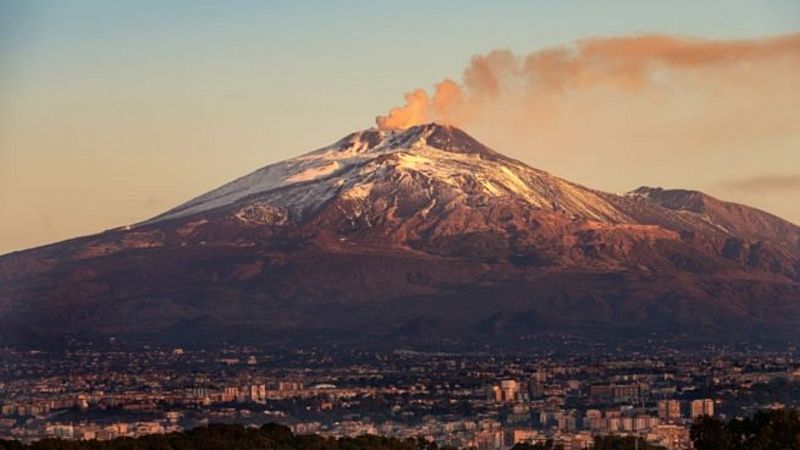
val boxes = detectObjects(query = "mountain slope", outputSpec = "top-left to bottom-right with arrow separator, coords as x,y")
151,125 -> 631,225
1,124 -> 798,348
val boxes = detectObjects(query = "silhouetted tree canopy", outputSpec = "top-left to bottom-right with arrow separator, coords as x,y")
0,423 -> 457,450
691,408 -> 800,450
510,440 -> 562,450
592,435 -> 665,450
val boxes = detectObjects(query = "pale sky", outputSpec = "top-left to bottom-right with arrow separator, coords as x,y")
1,0 -> 799,254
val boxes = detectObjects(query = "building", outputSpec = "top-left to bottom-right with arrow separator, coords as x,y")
505,429 -> 541,447
488,379 -> 520,403
647,424 -> 692,450
658,400 -> 682,420
500,380 -> 519,402
589,383 -> 645,404
690,399 -> 714,419
474,429 -> 503,450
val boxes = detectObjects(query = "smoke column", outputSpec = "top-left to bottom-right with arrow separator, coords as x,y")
377,34 -> 800,132
376,33 -> 800,223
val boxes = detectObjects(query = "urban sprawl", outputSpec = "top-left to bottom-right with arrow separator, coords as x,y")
2,343 -> 799,449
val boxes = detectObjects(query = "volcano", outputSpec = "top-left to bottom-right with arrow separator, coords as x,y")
1,124 -> 799,348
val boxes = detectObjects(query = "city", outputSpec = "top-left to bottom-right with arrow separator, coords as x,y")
2,2 -> 799,449
2,342 -> 799,449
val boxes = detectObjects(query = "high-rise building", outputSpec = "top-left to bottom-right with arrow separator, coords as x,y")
658,400 -> 681,420
500,379 -> 519,402
488,380 -> 520,403
690,399 -> 714,418
249,384 -> 266,403
487,385 -> 502,402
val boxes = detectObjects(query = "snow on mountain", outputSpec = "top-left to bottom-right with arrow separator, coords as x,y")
150,124 -> 629,225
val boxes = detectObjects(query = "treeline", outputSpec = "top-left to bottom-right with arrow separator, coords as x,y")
0,423 -> 450,450
691,408 -> 800,450
0,428 -> 676,450
511,435 -> 665,450
0,425 -> 667,450
0,426 -> 667,450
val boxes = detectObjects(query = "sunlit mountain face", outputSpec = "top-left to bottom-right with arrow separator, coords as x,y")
1,124 -> 799,348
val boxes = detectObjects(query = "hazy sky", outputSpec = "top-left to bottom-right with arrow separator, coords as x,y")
1,1 -> 799,254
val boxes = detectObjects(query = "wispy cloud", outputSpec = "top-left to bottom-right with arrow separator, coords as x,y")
722,174 -> 800,193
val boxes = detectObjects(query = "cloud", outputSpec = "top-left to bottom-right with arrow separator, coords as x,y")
376,33 -> 800,132
722,174 -> 800,192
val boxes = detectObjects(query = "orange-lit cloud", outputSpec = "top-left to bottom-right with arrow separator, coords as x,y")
376,80 -> 467,130
376,33 -> 800,131
376,89 -> 430,131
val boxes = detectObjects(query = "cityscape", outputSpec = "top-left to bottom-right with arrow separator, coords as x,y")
2,341 -> 799,448
2,1 -> 799,449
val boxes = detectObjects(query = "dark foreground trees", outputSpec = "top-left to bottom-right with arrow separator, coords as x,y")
0,423 -> 453,450
509,441 -> 561,450
592,436 -> 664,450
691,408 -> 800,450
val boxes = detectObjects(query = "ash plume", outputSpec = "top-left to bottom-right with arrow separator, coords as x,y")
376,34 -> 800,133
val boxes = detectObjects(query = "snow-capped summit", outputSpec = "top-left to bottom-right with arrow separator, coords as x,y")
151,123 -> 628,225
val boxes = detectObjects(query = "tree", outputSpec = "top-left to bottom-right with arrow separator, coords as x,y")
690,415 -> 732,450
690,408 -> 800,450
593,435 -> 665,450
510,440 -> 563,450
6,422 -> 448,450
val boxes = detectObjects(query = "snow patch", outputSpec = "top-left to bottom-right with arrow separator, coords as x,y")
498,166 -> 530,195
480,180 -> 502,197
286,161 -> 341,182
396,153 -> 434,171
234,203 -> 288,225
342,182 -> 375,200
